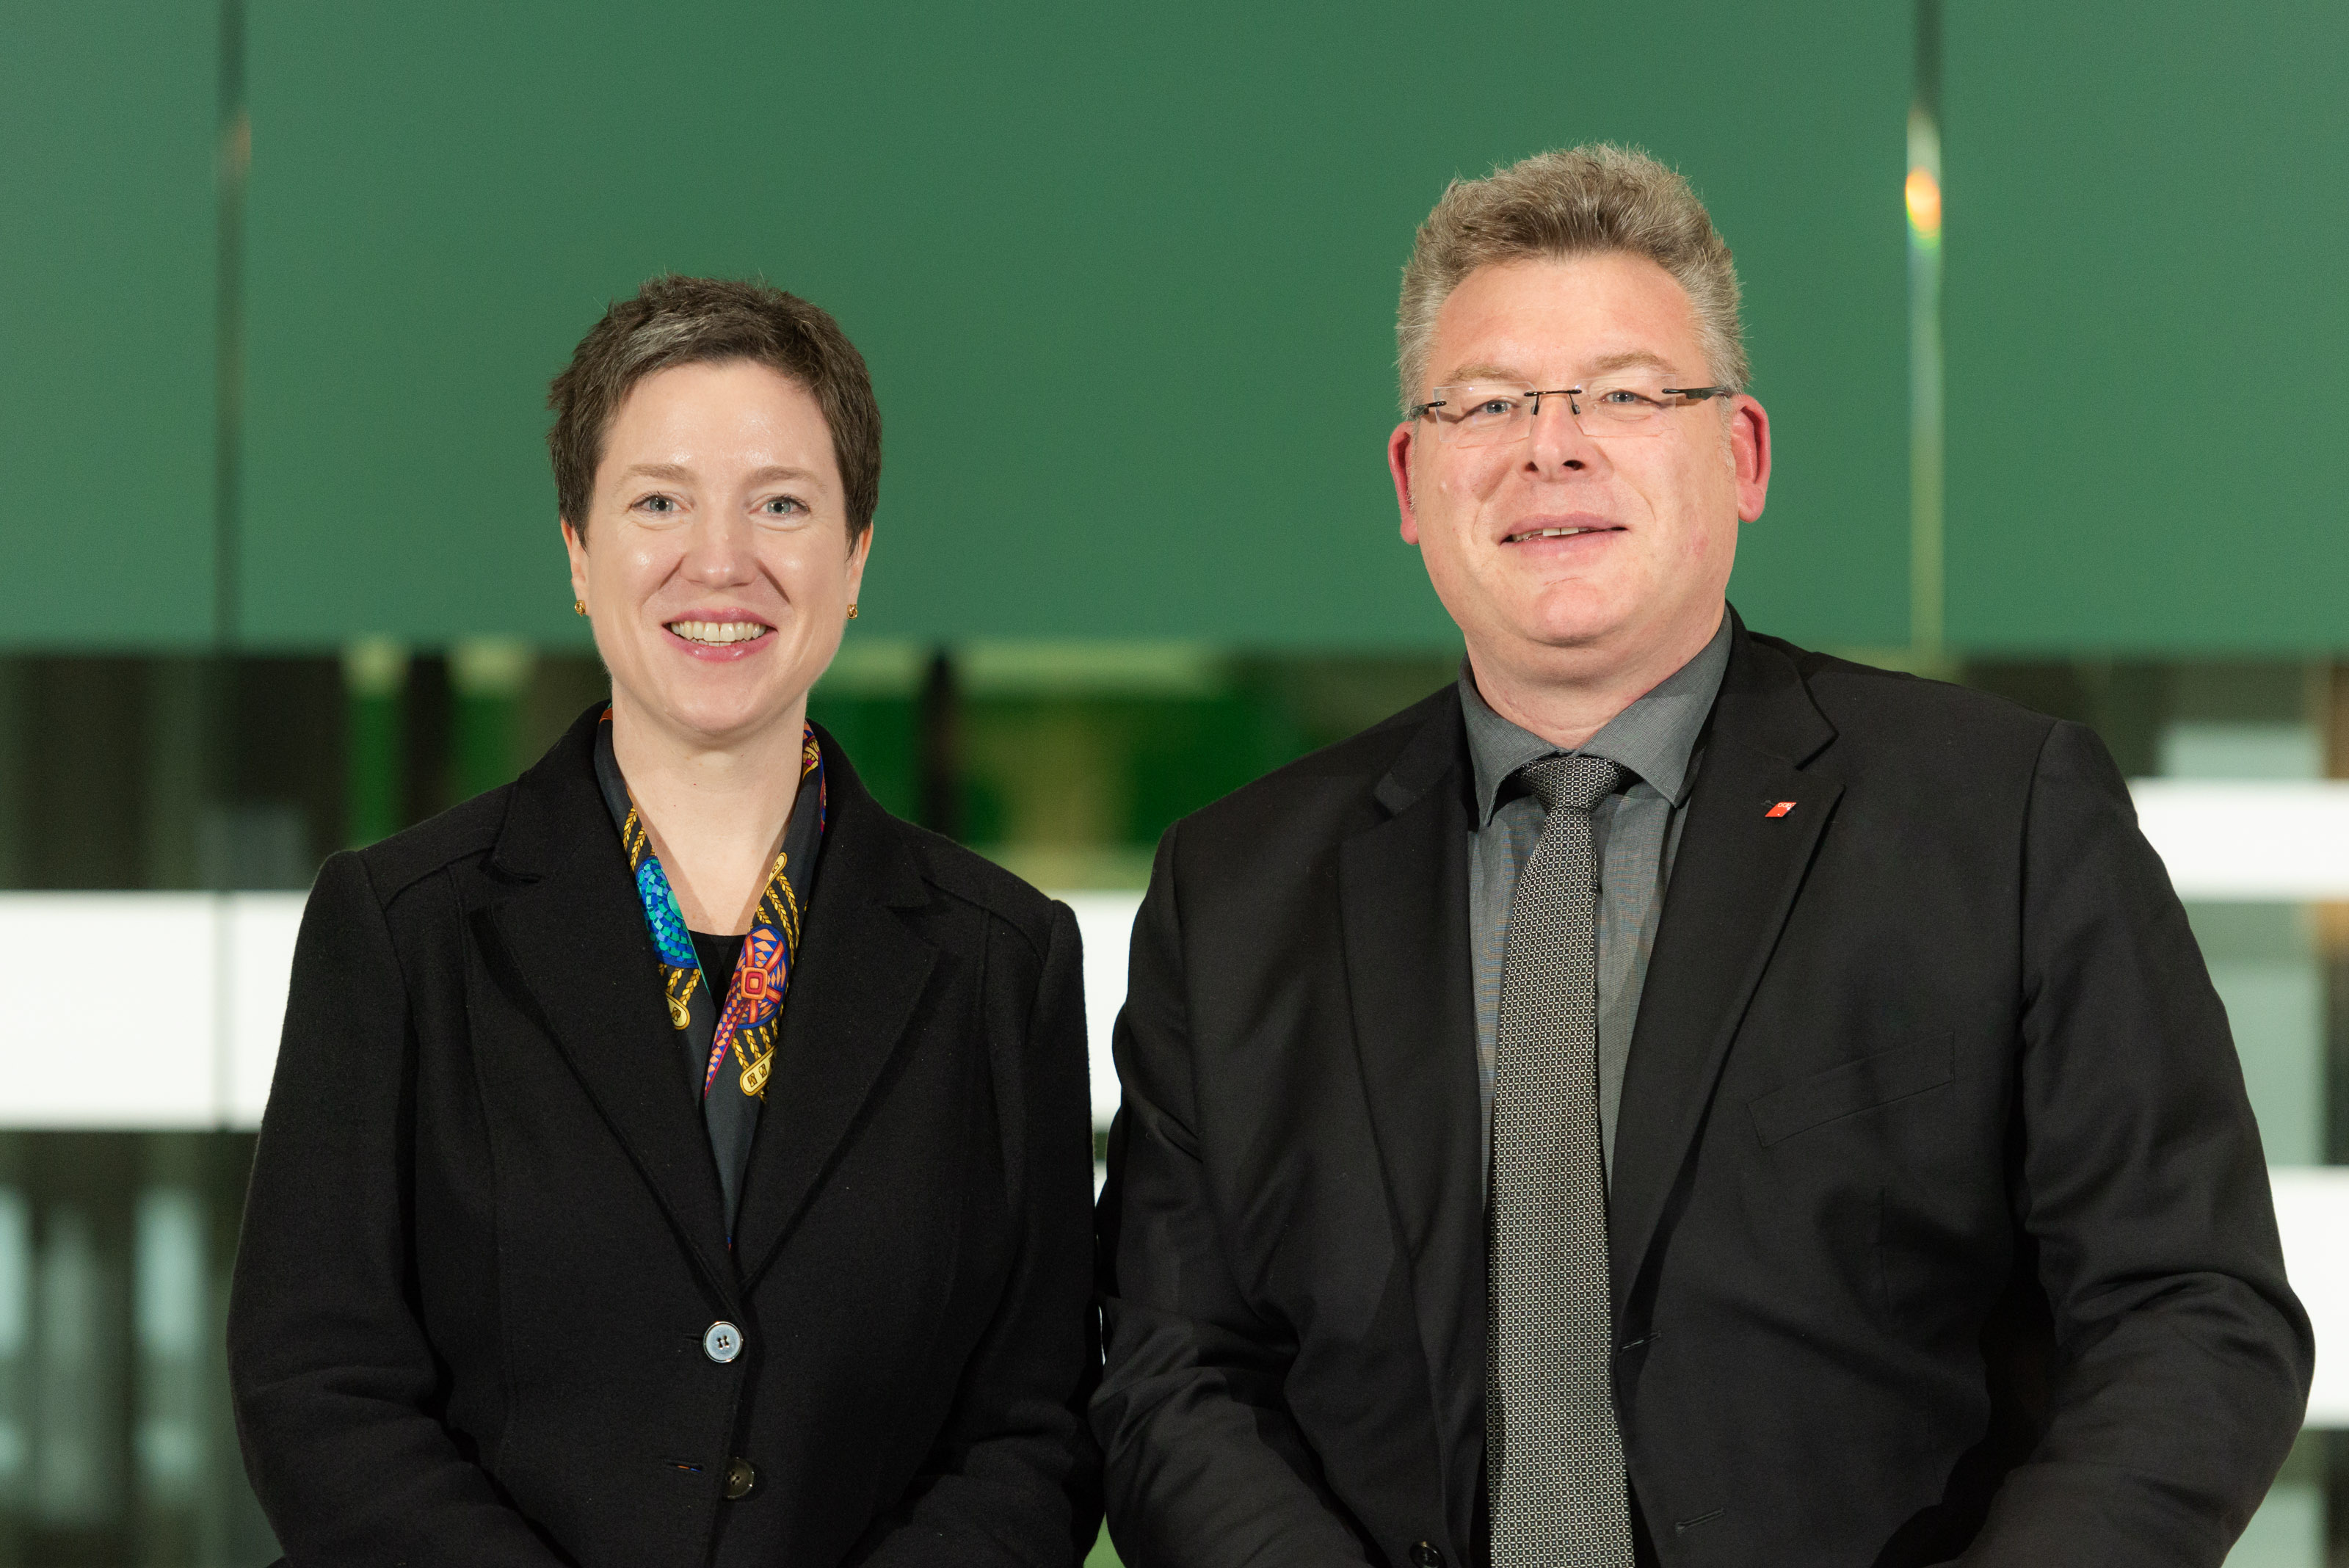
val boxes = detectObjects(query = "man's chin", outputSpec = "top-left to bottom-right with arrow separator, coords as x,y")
1507,596 -> 1634,654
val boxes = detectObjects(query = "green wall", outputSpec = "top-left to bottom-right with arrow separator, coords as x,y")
1944,1 -> 2349,653
0,1 -> 219,650
236,1 -> 1907,652
46,4 -> 2349,657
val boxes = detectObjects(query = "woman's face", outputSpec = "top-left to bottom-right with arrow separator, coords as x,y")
565,359 -> 869,752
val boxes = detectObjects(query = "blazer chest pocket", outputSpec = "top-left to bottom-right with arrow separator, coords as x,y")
1747,1034 -> 1955,1148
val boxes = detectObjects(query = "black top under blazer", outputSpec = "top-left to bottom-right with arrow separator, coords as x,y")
229,706 -> 1102,1567
1094,616 -> 2313,1568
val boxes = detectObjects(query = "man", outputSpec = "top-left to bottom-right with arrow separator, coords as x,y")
1092,145 -> 2310,1567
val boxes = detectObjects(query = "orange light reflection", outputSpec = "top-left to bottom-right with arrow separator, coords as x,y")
1906,167 -> 1942,236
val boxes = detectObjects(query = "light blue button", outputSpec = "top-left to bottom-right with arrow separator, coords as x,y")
702,1321 -> 743,1363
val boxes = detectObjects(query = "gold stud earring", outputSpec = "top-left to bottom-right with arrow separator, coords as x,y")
846,603 -> 859,620
573,599 -> 587,616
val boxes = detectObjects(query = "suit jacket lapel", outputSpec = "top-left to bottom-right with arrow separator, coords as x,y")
1337,689 -> 1486,1551
732,737 -> 937,1289
1609,626 -> 1840,1312
479,707 -> 736,1302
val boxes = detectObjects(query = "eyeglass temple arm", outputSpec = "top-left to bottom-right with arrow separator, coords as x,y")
1414,385 -> 1735,417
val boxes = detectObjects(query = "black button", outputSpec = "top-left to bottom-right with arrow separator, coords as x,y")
722,1456 -> 756,1500
1410,1542 -> 1444,1567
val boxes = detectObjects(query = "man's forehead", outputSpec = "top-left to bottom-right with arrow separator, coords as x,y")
1439,348 -> 1681,385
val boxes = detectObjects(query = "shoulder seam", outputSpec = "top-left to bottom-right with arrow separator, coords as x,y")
918,870 -> 1055,963
359,790 -> 511,904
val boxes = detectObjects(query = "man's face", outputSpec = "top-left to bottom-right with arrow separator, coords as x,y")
563,358 -> 869,752
1388,253 -> 1769,679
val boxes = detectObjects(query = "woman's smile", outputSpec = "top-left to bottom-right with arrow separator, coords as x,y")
664,611 -> 778,660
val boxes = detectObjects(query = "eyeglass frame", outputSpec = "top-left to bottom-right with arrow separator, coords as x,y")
1407,382 -> 1739,443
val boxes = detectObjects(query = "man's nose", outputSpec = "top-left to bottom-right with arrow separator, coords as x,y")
1523,393 -> 1598,471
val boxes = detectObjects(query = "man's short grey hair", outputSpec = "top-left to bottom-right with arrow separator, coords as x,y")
1396,144 -> 1748,415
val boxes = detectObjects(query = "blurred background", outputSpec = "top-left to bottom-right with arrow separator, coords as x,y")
4,0 -> 2347,1562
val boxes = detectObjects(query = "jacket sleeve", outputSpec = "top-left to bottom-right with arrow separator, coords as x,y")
853,900 -> 1104,1567
1092,827 -> 1378,1567
228,852 -> 570,1567
1964,721 -> 2314,1565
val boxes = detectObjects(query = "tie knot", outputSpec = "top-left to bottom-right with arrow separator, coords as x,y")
1519,754 -> 1619,816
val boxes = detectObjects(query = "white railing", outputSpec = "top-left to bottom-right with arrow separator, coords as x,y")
0,781 -> 2344,1418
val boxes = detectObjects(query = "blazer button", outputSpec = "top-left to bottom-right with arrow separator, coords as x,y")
722,1456 -> 757,1500
702,1321 -> 744,1363
1410,1542 -> 1444,1567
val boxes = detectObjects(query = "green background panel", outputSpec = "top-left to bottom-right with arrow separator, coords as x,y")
0,2 -> 219,650
237,1 -> 1907,651
1944,1 -> 2349,653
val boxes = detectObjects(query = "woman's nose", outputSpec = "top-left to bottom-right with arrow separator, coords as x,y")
681,515 -> 755,582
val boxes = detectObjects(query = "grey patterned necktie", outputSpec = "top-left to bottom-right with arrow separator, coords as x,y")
1488,754 -> 1635,1568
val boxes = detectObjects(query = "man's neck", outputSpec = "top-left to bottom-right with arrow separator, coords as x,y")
609,691 -> 810,934
1468,606 -> 1726,752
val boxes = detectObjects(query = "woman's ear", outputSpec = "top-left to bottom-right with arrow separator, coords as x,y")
844,519 -> 874,606
563,518 -> 591,606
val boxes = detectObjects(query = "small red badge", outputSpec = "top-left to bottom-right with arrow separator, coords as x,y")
1765,801 -> 1796,818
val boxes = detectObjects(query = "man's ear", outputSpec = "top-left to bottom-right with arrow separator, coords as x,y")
1732,395 -> 1772,523
1389,422 -> 1421,545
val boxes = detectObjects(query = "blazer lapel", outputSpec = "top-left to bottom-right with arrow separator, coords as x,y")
1609,627 -> 1840,1312
732,738 -> 937,1289
1337,689 -> 1486,1552
479,708 -> 736,1301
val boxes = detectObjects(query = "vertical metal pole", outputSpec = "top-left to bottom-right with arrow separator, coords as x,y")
206,1 -> 250,1024
202,26 -> 250,1552
449,640 -> 534,802
1908,0 -> 1947,669
212,0 -> 247,669
919,650 -> 960,839
342,639 -> 410,846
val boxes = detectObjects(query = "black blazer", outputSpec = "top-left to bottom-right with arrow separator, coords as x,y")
229,706 -> 1101,1567
1094,618 -> 2312,1568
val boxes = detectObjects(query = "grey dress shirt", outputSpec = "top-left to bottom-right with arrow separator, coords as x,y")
1462,613 -> 1732,1180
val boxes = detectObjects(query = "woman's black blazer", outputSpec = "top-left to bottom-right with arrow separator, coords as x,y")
228,705 -> 1101,1567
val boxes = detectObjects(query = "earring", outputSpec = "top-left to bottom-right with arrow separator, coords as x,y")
573,599 -> 587,616
846,603 -> 859,620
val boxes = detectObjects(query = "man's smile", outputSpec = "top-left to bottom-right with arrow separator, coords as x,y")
1500,512 -> 1626,546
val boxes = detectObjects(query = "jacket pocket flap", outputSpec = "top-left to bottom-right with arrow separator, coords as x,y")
1748,1034 -> 1955,1148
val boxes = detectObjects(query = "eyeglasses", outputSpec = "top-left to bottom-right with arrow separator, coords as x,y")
1409,381 -> 1736,447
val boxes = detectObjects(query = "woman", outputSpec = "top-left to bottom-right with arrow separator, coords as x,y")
228,276 -> 1100,1567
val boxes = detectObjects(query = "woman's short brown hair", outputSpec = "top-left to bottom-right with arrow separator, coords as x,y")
548,275 -> 881,540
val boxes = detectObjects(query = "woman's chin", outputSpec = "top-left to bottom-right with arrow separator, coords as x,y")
631,677 -> 805,752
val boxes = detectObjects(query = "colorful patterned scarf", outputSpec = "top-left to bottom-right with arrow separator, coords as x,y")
593,709 -> 825,1227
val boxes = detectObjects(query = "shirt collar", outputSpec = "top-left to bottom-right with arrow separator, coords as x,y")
1459,610 -> 1732,827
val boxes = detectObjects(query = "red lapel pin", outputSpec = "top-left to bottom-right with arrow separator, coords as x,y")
1764,801 -> 1797,818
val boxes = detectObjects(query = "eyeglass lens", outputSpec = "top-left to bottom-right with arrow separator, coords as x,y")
1422,384 -> 1699,446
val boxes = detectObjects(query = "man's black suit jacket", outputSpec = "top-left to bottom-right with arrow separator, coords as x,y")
229,707 -> 1101,1567
1094,619 -> 2312,1568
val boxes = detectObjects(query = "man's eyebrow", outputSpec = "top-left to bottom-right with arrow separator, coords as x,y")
1585,350 -> 1676,378
1440,363 -> 1531,385
1436,350 -> 1681,386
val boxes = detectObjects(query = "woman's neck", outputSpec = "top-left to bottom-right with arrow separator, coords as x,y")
609,692 -> 810,936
